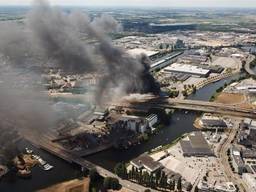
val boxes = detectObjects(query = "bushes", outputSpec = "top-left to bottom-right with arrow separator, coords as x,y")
89,168 -> 100,182
114,162 -> 127,179
167,89 -> 179,98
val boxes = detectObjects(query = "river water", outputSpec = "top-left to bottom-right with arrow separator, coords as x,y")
0,74 -> 242,192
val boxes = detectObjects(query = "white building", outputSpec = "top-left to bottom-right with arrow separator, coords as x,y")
164,63 -> 210,77
199,114 -> 227,129
120,115 -> 148,134
231,146 -> 245,175
146,114 -> 158,128
236,85 -> 256,93
198,181 -> 236,192
130,154 -> 162,174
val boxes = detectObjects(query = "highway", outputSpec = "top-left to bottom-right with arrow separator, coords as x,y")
114,98 -> 256,119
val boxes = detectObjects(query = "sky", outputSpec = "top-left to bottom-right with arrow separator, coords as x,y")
0,0 -> 256,8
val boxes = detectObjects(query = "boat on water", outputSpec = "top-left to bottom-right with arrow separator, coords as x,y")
43,164 -> 54,171
25,148 -> 33,154
31,154 -> 54,171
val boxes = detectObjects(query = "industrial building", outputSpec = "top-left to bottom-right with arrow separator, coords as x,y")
180,132 -> 214,157
236,85 -> 256,93
198,181 -> 236,192
145,114 -> 158,128
130,154 -> 162,173
242,149 -> 256,159
238,118 -> 256,147
199,114 -> 228,129
180,55 -> 208,64
164,63 -> 210,77
150,52 -> 183,71
119,115 -> 149,134
230,145 -> 245,175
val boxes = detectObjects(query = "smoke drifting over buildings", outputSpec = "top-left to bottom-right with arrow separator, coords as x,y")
27,0 -> 159,103
0,0 -> 160,159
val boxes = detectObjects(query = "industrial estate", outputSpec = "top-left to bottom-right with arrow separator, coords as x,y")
0,1 -> 256,192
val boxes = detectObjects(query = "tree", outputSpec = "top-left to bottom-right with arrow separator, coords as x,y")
169,181 -> 175,191
159,171 -> 166,188
192,85 -> 197,94
177,177 -> 182,192
142,171 -> 150,186
182,90 -> 188,97
155,170 -> 161,185
194,186 -> 199,192
89,168 -> 100,182
114,162 -> 127,179
103,177 -> 120,190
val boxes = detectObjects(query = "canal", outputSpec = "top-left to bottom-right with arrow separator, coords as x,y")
0,74 -> 242,192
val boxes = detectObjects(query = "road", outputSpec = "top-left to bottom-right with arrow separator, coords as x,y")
218,119 -> 248,192
244,54 -> 255,76
113,98 -> 256,119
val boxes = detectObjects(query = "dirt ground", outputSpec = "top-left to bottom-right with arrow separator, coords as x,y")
215,93 -> 255,109
38,178 -> 90,192
215,93 -> 245,104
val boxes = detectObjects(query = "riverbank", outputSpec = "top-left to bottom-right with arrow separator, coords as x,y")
148,133 -> 188,155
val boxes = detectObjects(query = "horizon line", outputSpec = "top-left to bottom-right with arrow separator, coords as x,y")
0,4 -> 256,9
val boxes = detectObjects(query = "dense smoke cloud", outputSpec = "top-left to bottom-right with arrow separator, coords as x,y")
26,0 -> 159,103
0,0 -> 159,104
0,0 -> 160,162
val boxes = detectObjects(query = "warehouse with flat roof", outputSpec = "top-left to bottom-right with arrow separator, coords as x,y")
164,63 -> 210,77
180,132 -> 214,157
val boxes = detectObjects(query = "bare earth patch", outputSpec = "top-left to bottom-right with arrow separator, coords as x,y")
38,178 -> 90,192
215,93 -> 245,104
215,93 -> 255,109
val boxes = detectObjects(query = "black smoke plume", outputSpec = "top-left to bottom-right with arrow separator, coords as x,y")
0,0 -> 160,162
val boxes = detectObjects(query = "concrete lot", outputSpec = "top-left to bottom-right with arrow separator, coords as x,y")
150,132 -> 229,186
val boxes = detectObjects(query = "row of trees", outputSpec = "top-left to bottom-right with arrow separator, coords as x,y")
114,163 -> 182,191
167,89 -> 179,98
182,84 -> 197,97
